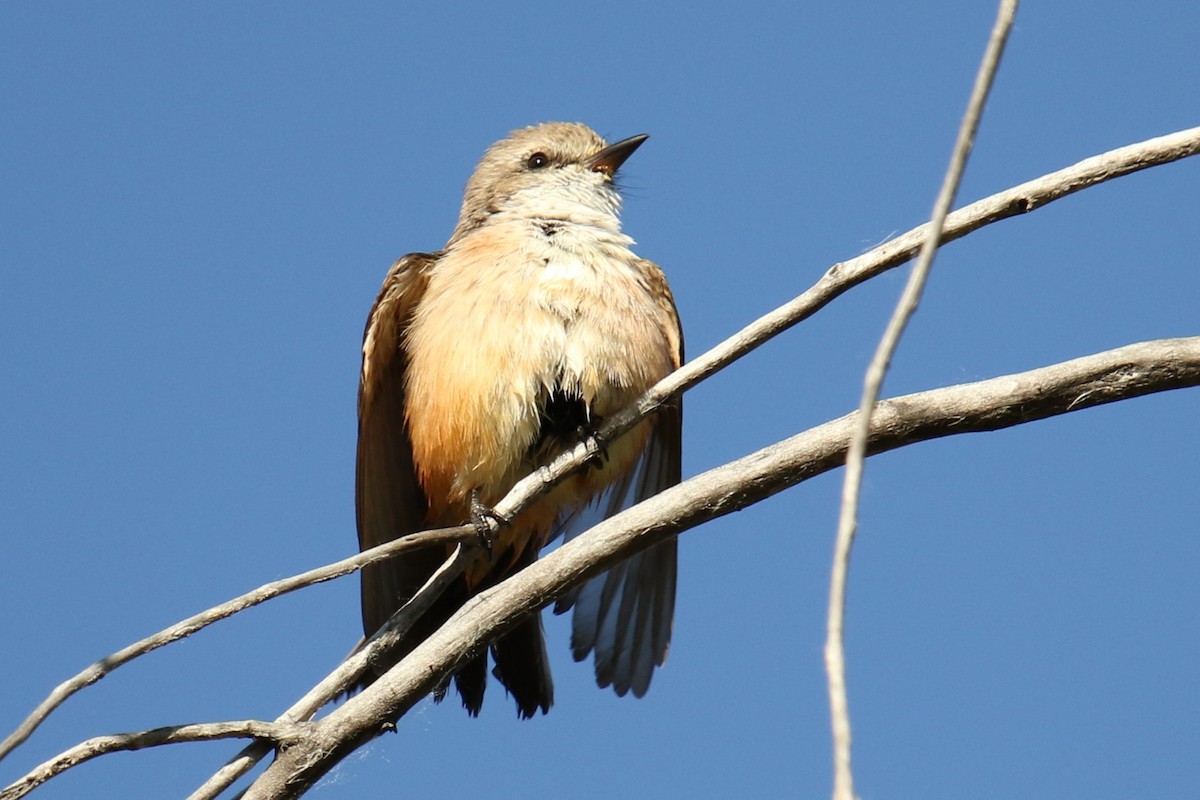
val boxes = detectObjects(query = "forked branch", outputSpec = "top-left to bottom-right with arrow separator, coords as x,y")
241,336 -> 1200,799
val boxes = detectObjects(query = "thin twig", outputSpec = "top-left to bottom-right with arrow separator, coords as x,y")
0,720 -> 307,800
0,545 -> 474,800
827,3 -> 1018,798
0,526 -> 474,763
185,545 -> 473,800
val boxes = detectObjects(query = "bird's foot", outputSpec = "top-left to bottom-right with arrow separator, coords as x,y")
469,488 -> 509,552
580,424 -> 609,470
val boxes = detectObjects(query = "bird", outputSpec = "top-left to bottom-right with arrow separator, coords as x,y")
355,121 -> 682,718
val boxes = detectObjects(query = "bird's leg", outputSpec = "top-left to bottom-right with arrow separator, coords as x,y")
469,488 -> 509,552
579,422 -> 609,470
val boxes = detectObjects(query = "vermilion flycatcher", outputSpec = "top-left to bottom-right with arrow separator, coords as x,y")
356,122 -> 682,718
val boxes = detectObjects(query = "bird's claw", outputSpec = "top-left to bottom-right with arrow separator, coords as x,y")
469,489 -> 509,552
581,425 -> 609,469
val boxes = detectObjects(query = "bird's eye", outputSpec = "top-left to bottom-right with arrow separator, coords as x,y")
526,152 -> 550,169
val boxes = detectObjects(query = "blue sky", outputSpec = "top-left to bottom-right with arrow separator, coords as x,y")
2,2 -> 1198,798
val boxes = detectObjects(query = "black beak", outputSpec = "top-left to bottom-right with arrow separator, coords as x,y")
587,134 -> 649,177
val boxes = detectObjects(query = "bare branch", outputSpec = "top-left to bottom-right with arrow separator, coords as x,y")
829,3 -> 1018,797
5,117 -> 1197,798
17,541 -> 467,800
243,336 -> 1200,799
0,525 -> 475,763
6,124 -> 1197,772
0,720 -> 307,800
185,545 -> 474,800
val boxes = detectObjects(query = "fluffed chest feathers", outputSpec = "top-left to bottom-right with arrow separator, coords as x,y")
404,230 -> 665,421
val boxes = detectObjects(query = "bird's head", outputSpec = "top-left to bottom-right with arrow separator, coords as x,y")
448,122 -> 647,245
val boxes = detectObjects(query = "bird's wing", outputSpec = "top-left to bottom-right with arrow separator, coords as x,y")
355,252 -> 442,641
554,259 -> 684,698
